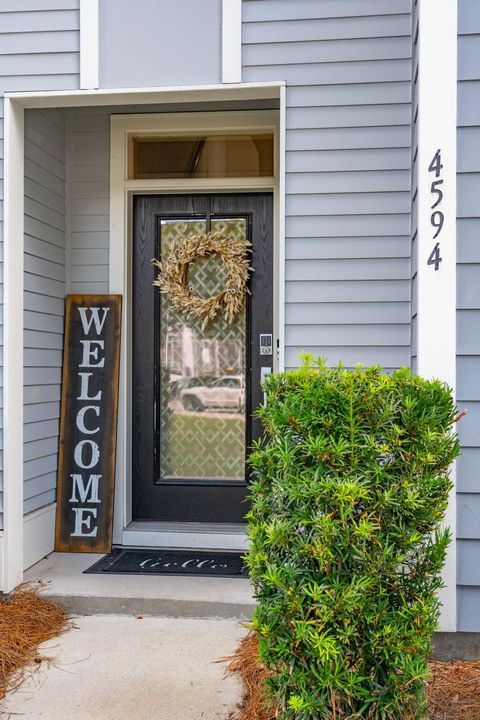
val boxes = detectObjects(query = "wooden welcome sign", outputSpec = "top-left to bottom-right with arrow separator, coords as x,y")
55,295 -> 122,553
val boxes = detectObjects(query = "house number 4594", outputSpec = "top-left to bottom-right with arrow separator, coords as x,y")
427,149 -> 444,271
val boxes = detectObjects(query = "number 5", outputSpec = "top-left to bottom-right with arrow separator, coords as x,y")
431,179 -> 443,209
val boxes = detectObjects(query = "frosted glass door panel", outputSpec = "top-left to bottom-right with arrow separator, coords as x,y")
157,218 -> 247,482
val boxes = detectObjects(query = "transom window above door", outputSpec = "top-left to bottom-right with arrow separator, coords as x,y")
129,133 -> 274,179
114,110 -> 278,187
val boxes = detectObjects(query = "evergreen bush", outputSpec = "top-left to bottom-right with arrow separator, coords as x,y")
246,357 -> 459,720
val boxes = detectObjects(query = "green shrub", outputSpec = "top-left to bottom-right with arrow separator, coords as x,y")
246,357 -> 459,720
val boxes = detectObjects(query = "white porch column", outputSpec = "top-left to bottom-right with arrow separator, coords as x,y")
417,0 -> 458,632
3,98 -> 25,592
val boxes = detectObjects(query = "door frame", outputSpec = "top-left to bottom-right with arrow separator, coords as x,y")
131,193 -> 274,524
109,109 -> 284,544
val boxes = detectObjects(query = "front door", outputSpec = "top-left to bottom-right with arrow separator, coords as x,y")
132,194 -> 273,523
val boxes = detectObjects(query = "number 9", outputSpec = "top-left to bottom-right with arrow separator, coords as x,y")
431,211 -> 444,239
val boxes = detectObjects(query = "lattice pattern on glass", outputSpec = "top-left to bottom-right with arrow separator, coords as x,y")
158,218 -> 248,481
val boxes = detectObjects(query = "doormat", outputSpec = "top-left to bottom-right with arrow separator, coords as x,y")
84,547 -> 248,578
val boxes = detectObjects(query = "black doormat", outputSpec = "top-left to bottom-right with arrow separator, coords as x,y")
85,547 -> 248,578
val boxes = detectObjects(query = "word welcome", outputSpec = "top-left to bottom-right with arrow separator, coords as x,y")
70,305 -> 110,538
55,295 -> 121,553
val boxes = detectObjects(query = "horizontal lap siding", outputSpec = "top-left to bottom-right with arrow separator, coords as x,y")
24,108 -> 66,516
242,0 -> 412,370
68,109 -> 110,293
0,7 -> 79,93
0,3 -> 79,527
457,0 -> 480,632
65,99 -> 280,293
411,1 -> 418,373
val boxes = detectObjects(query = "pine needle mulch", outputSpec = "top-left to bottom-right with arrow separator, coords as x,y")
227,633 -> 480,720
0,583 -> 70,701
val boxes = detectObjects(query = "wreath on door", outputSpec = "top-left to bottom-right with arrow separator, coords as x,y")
152,231 -> 252,328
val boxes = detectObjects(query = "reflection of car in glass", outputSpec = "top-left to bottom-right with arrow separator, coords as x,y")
169,376 -> 209,398
180,375 -> 245,412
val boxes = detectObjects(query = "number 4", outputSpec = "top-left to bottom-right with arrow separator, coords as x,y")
427,242 -> 442,271
428,149 -> 443,177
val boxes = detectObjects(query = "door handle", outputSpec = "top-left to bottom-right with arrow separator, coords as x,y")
261,366 -> 272,405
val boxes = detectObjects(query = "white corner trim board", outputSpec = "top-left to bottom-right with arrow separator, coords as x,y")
80,0 -> 100,89
3,99 -> 25,593
417,0 -> 458,632
222,0 -> 242,83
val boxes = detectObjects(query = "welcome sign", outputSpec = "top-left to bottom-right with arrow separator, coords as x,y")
55,295 -> 122,553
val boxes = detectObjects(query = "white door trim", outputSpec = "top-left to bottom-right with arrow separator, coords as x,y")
123,521 -> 249,551
417,0 -> 458,632
109,109 -> 283,545
277,86 -> 287,372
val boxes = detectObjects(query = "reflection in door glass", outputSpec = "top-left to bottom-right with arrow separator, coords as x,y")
158,218 -> 247,482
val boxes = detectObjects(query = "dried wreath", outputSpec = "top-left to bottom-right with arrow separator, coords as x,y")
152,231 -> 252,327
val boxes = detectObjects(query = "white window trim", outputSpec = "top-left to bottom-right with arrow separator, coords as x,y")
417,0 -> 458,632
80,0 -> 100,89
222,0 -> 242,83
1,82 -> 284,587
109,109 -> 283,545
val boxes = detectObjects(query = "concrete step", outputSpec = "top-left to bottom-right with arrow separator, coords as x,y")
25,552 -> 255,620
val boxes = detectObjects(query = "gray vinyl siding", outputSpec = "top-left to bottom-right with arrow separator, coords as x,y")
68,109 -> 110,293
0,5 -> 80,92
457,0 -> 480,632
0,2 -> 79,527
24,108 -> 66,516
66,99 -> 280,293
243,0 -> 412,370
410,1 -> 418,373
99,0 -> 222,89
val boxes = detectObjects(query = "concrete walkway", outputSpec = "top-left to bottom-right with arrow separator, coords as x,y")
3,615 -> 246,720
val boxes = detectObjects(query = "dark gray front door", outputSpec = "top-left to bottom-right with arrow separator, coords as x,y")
132,194 -> 273,523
